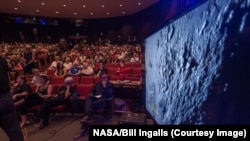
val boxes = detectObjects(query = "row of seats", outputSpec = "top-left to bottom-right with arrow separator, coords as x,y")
106,67 -> 142,77
28,71 -> 136,115
101,62 -> 142,68
28,83 -> 131,116
28,83 -> 95,115
28,84 -> 73,115
46,67 -> 142,78
48,75 -> 141,85
50,75 -> 95,85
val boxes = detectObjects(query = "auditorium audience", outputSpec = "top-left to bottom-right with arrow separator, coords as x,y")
33,76 -> 75,129
18,74 -> 52,128
0,41 -> 144,131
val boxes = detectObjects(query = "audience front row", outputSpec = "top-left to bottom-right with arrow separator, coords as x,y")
12,70 -> 114,130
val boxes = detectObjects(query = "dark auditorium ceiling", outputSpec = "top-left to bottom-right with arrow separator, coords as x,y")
0,0 -> 159,19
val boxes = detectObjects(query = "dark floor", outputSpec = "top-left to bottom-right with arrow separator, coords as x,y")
1,111 -> 153,141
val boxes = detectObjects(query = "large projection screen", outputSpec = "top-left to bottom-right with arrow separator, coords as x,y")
144,0 -> 250,125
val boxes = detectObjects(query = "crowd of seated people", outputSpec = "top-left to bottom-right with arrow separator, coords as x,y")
33,76 -> 76,129
17,74 -> 52,128
0,41 -> 144,131
1,41 -> 142,76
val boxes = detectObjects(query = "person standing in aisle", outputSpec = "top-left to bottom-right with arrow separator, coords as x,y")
0,55 -> 24,141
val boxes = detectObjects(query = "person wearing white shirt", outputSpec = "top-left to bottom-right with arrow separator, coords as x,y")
81,62 -> 94,76
47,56 -> 61,70
63,57 -> 73,73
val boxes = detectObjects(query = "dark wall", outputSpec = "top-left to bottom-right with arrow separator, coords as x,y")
0,0 -> 199,44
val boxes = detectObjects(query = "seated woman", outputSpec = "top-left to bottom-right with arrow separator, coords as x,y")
18,74 -> 52,128
8,58 -> 23,81
11,75 -> 32,106
63,57 -> 73,73
34,76 -> 75,129
54,61 -> 67,77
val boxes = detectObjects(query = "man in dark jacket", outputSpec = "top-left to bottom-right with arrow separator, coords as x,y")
0,56 -> 24,141
81,71 -> 114,122
73,71 -> 114,140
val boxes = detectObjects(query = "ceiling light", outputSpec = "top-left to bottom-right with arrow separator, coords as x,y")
56,11 -> 59,14
63,4 -> 66,7
82,5 -> 86,8
101,5 -> 104,8
14,8 -> 18,10
74,12 -> 77,15
122,11 -> 126,14
90,12 -> 94,15
106,12 -> 110,15
17,0 -> 21,3
41,2 -> 45,5
36,10 -> 39,13
120,4 -> 123,7
138,2 -> 141,5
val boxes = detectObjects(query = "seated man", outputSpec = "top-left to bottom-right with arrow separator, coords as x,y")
81,71 -> 114,122
74,71 -> 114,140
34,76 -> 75,129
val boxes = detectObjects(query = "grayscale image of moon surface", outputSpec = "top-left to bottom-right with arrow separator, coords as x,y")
145,0 -> 250,125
